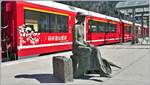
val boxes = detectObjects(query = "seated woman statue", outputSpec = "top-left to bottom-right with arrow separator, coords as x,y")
72,12 -> 112,78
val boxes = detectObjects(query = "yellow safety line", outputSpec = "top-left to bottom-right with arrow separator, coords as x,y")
24,7 -> 68,16
92,19 -> 117,24
109,21 -> 117,24
92,19 -> 107,23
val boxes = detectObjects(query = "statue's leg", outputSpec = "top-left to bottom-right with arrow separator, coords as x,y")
71,54 -> 79,78
77,48 -> 91,77
78,52 -> 89,76
91,47 -> 110,76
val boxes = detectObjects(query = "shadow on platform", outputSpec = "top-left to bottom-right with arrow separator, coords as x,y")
15,74 -> 63,83
15,73 -> 104,83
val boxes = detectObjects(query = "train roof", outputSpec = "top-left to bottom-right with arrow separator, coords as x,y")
106,16 -> 120,22
25,1 -> 88,14
88,11 -> 106,19
144,25 -> 148,28
25,1 -> 132,23
135,23 -> 141,26
121,20 -> 133,24
135,23 -> 148,28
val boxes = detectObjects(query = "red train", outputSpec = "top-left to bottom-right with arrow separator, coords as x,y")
1,1 -> 149,60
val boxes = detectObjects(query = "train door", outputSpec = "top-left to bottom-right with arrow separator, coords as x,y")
86,16 -> 92,44
124,24 -> 132,42
84,16 -> 87,42
1,1 -> 17,61
121,23 -> 125,42
117,22 -> 123,44
105,20 -> 118,44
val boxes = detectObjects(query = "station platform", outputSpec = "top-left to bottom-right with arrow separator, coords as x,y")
1,42 -> 150,85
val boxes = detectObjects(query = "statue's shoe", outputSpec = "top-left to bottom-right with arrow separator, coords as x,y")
100,74 -> 112,78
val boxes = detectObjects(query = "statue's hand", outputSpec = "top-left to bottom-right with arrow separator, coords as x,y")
78,46 -> 92,52
78,46 -> 85,48
88,44 -> 94,48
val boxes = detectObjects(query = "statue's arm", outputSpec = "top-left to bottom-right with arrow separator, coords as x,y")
76,41 -> 87,46
83,41 -> 94,48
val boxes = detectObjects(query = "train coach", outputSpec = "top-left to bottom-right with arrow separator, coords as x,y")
1,1 -> 146,61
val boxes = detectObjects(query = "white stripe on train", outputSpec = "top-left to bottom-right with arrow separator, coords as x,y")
18,37 -> 132,49
18,42 -> 72,49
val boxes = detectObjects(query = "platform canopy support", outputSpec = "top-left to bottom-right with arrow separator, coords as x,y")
116,0 -> 149,44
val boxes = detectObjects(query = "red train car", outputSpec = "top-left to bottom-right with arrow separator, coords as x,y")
143,26 -> 149,38
135,23 -> 142,42
1,1 -> 143,61
86,12 -> 122,45
121,20 -> 133,42
1,1 -> 76,60
145,26 -> 149,37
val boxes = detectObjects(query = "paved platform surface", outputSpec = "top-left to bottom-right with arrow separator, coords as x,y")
1,43 -> 150,85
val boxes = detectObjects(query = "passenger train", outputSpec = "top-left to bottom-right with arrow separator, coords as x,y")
1,1 -> 149,61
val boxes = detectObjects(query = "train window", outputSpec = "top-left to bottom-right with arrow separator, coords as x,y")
98,22 -> 106,32
89,20 -> 106,33
24,9 -> 68,33
111,24 -> 117,32
126,26 -> 131,33
25,10 -> 39,32
107,23 -> 117,33
89,20 -> 98,32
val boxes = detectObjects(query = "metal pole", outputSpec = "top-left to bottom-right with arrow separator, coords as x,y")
149,0 -> 150,43
0,1 -> 1,60
118,11 -> 122,44
131,8 -> 135,44
141,12 -> 144,41
147,17 -> 149,38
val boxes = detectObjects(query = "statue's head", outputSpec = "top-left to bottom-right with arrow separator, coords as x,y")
76,12 -> 86,24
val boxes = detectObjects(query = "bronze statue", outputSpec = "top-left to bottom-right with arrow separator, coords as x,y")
72,12 -> 115,78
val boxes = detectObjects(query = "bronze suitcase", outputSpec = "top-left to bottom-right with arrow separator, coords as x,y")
53,56 -> 73,83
